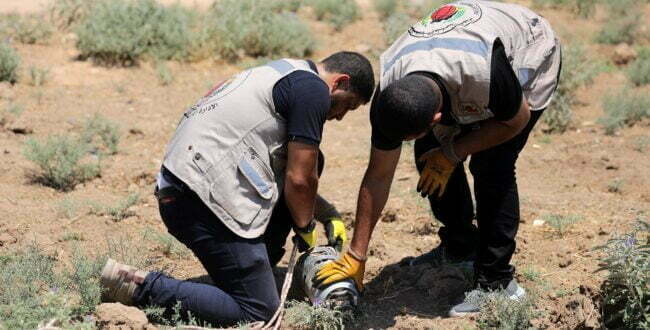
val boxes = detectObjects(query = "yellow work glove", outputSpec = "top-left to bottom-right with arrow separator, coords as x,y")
417,147 -> 456,198
293,218 -> 317,252
314,251 -> 366,292
324,217 -> 347,251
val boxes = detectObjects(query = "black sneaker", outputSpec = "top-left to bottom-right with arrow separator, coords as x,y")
400,244 -> 475,269
448,279 -> 527,317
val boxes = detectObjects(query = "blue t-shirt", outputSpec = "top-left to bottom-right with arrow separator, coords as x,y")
272,60 -> 330,146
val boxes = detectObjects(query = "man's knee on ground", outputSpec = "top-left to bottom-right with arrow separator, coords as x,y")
242,296 -> 280,322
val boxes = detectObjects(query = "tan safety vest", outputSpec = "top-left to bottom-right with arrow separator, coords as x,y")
163,59 -> 320,239
380,0 -> 561,125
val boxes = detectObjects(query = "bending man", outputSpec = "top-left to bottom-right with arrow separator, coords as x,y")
317,0 -> 561,317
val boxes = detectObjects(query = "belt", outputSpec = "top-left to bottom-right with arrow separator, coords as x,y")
154,185 -> 182,203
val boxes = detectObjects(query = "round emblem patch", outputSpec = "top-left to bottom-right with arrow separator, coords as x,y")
409,3 -> 482,38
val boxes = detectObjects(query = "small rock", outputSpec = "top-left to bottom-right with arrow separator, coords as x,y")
533,219 -> 546,226
95,303 -> 150,330
612,43 -> 637,65
598,228 -> 608,236
129,128 -> 144,136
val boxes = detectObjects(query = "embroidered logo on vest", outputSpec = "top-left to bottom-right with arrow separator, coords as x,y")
409,3 -> 482,38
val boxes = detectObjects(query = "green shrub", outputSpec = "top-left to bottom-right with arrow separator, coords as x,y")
284,301 -> 354,330
23,135 -> 100,191
383,12 -> 411,45
627,47 -> 650,86
1,13 -> 53,44
374,0 -> 397,19
49,0 -> 98,29
13,14 -> 54,44
521,267 -> 542,283
472,291 -> 537,330
596,0 -> 642,45
81,114 -> 120,155
0,245 -> 101,328
309,0 -> 360,31
57,197 -> 81,219
599,89 -> 650,135
543,214 -> 583,237
28,66 -> 50,87
270,0 -> 304,12
208,0 -> 315,61
0,43 -> 20,83
156,61 -> 173,86
91,193 -> 139,221
543,43 -> 601,133
596,15 -> 640,45
75,0 -> 199,65
596,221 -> 649,329
62,248 -> 106,315
0,246 -> 73,329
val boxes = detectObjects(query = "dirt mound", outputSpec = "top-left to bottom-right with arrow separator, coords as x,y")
95,303 -> 155,330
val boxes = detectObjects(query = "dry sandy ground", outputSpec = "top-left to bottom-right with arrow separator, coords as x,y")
1,0 -> 649,329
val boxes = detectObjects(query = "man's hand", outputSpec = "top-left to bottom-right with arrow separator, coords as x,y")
324,218 -> 347,251
314,251 -> 366,291
417,147 -> 456,198
293,219 -> 317,252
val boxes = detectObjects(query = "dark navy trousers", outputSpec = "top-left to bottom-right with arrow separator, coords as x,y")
134,153 -> 324,326
133,188 -> 281,325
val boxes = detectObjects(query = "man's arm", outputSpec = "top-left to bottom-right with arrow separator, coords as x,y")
349,146 -> 402,257
453,99 -> 531,159
284,141 -> 320,229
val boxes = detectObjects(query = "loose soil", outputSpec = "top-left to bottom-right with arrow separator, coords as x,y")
1,0 -> 648,329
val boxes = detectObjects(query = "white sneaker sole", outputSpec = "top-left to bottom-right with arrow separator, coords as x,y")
448,285 -> 526,318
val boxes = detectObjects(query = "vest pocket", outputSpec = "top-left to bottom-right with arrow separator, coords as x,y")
206,146 -> 276,226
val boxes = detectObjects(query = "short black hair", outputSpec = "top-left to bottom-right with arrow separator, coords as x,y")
321,51 -> 375,103
375,75 -> 441,141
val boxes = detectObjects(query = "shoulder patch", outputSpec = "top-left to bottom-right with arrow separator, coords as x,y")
409,3 -> 482,38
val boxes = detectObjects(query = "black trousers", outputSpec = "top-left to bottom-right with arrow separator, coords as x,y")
413,110 -> 544,289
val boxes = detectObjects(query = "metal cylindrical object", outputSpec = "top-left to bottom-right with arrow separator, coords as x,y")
295,246 -> 359,308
